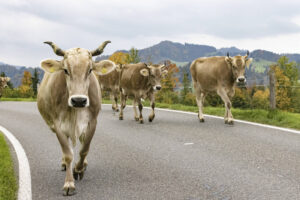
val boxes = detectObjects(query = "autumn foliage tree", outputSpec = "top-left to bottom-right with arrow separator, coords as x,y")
19,71 -> 34,98
156,61 -> 179,104
109,52 -> 129,64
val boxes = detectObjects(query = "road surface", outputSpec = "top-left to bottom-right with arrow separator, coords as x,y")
0,102 -> 299,200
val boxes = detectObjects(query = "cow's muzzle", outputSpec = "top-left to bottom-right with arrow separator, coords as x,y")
154,85 -> 162,91
237,77 -> 246,83
69,95 -> 89,108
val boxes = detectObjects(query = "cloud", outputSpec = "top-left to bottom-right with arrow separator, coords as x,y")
0,0 -> 300,66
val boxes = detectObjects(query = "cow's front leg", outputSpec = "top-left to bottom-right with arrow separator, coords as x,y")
148,92 -> 155,122
133,98 -> 139,121
137,98 -> 144,124
110,93 -> 117,111
119,91 -> 126,120
55,129 -> 75,196
74,120 -> 96,181
217,88 -> 234,125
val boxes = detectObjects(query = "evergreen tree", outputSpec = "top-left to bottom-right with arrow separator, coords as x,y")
127,48 -> 141,64
31,68 -> 39,96
180,71 -> 191,99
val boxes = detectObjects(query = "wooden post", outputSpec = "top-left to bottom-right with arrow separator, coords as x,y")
269,67 -> 276,109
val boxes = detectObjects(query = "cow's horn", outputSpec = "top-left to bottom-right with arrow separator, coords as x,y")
44,41 -> 65,56
246,50 -> 249,56
91,41 -> 111,56
227,52 -> 230,57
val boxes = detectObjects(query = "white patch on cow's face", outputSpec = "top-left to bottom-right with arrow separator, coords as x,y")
62,48 -> 93,108
148,65 -> 166,91
230,56 -> 248,83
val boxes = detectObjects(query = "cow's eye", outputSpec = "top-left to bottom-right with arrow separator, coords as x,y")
88,69 -> 93,74
64,69 -> 69,75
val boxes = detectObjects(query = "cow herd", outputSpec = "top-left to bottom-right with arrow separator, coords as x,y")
32,41 -> 252,195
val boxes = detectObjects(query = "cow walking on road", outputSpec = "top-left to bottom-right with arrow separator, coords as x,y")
190,52 -> 252,124
37,41 -> 115,195
119,63 -> 168,123
0,76 -> 10,98
96,60 -> 120,111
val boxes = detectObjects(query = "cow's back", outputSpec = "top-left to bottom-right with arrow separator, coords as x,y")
190,56 -> 232,91
120,63 -> 149,91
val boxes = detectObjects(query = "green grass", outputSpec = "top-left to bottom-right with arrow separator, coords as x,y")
3,98 -> 300,130
1,97 -> 36,102
103,99 -> 300,130
0,133 -> 17,200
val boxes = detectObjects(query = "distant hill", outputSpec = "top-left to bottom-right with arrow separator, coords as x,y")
97,40 -> 300,65
2,41 -> 300,88
0,63 -> 44,87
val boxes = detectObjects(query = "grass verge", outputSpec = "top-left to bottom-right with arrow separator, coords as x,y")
3,98 -> 300,130
0,132 -> 17,200
102,99 -> 300,130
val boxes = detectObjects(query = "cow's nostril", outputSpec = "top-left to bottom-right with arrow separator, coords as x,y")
71,97 -> 87,107
156,86 -> 161,90
238,78 -> 245,82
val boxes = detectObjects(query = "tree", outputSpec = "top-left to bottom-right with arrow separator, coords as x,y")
19,71 -> 34,98
109,52 -> 129,64
31,68 -> 39,96
271,65 -> 291,111
127,47 -> 140,64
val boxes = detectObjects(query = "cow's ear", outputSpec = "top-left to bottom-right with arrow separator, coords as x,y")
93,60 -> 116,75
40,59 -> 62,73
225,57 -> 233,66
116,64 -> 122,72
245,58 -> 253,68
140,69 -> 149,77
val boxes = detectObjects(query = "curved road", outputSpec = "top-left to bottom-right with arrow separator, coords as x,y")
0,102 -> 299,200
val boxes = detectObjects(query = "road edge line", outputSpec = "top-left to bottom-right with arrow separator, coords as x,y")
102,104 -> 300,135
0,126 -> 32,200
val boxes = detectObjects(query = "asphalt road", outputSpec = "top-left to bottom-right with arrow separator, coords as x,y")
0,101 -> 299,200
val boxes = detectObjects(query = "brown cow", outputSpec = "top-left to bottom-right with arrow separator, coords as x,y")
96,60 -> 120,111
119,63 -> 167,123
37,41 -> 115,195
0,77 -> 10,98
190,52 -> 252,124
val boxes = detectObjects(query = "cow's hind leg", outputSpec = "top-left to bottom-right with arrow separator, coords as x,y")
196,88 -> 205,122
119,92 -> 126,120
148,92 -> 155,122
74,120 -> 96,181
110,93 -> 117,111
55,130 -> 75,196
217,88 -> 234,125
133,98 -> 139,121
137,98 -> 144,124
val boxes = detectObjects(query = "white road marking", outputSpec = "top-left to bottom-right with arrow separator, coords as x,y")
0,126 -> 32,200
184,143 -> 194,145
103,104 -> 300,135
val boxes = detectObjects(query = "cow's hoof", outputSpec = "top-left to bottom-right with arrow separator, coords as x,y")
224,119 -> 228,124
61,163 -> 66,171
134,117 -> 139,121
119,116 -> 123,120
139,119 -> 144,124
63,181 -> 76,196
228,120 -> 234,125
199,118 -> 205,123
148,114 -> 155,122
73,168 -> 84,180
115,108 -> 119,112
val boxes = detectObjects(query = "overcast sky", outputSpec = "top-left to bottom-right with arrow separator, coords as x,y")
1,0 -> 300,67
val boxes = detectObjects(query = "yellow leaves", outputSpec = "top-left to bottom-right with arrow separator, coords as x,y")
252,89 -> 270,109
21,71 -> 32,86
109,52 -> 129,64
